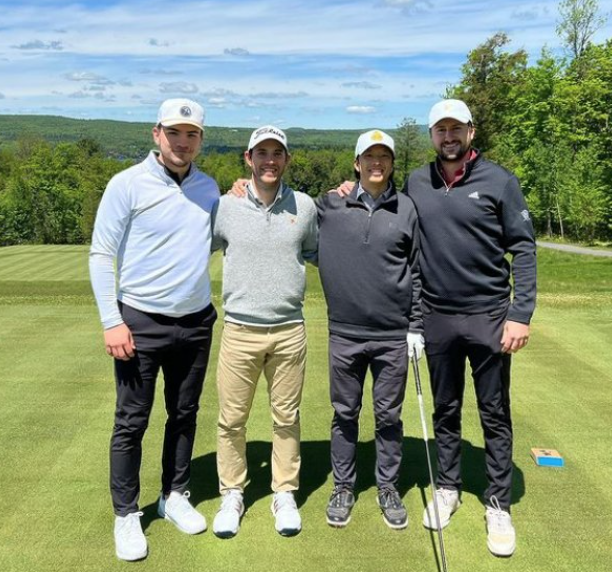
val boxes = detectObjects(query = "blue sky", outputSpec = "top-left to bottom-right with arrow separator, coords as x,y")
1,0 -> 611,129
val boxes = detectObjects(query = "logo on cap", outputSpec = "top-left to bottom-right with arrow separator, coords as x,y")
180,106 -> 192,117
371,131 -> 384,142
254,126 -> 285,141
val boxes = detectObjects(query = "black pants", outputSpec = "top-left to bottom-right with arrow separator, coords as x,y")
423,305 -> 512,510
329,334 -> 408,490
110,303 -> 216,516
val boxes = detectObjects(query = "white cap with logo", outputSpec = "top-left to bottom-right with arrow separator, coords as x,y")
248,125 -> 288,152
355,129 -> 395,158
157,98 -> 205,130
428,99 -> 472,128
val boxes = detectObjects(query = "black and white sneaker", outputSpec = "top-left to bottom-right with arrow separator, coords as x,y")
326,486 -> 355,527
377,488 -> 408,530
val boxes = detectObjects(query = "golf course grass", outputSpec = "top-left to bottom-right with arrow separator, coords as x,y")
0,244 -> 610,572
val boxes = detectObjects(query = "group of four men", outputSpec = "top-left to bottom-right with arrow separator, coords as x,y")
89,97 -> 536,562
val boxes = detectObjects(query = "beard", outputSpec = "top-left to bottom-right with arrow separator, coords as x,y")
435,141 -> 470,162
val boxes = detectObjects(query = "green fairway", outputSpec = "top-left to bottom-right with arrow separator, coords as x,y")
0,245 -> 610,572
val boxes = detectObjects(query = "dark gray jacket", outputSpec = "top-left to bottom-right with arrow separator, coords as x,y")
317,183 -> 423,340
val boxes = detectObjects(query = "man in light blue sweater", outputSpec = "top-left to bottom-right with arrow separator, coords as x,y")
90,99 -> 219,561
211,126 -> 317,539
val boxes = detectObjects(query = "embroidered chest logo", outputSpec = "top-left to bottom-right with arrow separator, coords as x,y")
468,191 -> 480,200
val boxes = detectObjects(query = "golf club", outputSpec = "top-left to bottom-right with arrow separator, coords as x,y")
412,355 -> 449,572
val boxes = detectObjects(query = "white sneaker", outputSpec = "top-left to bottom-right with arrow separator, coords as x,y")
422,488 -> 461,529
114,512 -> 147,561
271,491 -> 301,536
158,491 -> 206,535
485,496 -> 516,557
213,490 -> 245,539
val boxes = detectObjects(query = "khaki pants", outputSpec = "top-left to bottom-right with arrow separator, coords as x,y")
216,321 -> 306,493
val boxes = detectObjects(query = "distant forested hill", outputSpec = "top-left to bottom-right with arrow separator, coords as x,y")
0,115 -> 375,159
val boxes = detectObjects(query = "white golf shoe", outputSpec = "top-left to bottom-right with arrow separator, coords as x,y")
158,491 -> 207,534
114,511 -> 147,561
213,489 -> 245,539
271,491 -> 301,536
485,496 -> 516,557
422,488 -> 461,529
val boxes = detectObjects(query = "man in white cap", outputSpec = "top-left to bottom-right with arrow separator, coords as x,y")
407,99 -> 536,557
317,130 -> 423,531
210,126 -> 317,539
90,98 -> 219,561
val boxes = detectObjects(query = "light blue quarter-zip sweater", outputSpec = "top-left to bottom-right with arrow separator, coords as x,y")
90,151 -> 219,329
212,182 -> 318,326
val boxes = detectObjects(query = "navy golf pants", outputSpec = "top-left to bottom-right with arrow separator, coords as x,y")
110,303 -> 216,516
329,334 -> 408,490
423,305 -> 513,510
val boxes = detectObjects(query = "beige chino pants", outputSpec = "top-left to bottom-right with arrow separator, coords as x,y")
216,321 -> 306,494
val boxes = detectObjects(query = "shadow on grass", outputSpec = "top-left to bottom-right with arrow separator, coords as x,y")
140,437 -> 524,532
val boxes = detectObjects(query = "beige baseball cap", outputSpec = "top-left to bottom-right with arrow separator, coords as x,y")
428,99 -> 472,128
157,98 -> 204,130
355,129 -> 395,158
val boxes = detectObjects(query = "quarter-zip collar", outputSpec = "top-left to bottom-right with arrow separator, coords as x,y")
432,148 -> 481,191
348,180 -> 398,211
246,180 -> 289,211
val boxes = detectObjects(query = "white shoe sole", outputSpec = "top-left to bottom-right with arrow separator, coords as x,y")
116,547 -> 147,561
487,540 -> 516,557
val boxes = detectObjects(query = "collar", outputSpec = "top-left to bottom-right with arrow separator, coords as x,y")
435,148 -> 480,188
247,180 -> 288,209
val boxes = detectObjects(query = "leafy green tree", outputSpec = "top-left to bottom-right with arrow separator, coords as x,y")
448,32 -> 528,155
557,0 -> 607,59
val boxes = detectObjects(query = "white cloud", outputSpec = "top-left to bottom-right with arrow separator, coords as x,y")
12,40 -> 63,51
347,105 -> 376,114
224,48 -> 250,56
64,72 -> 109,82
149,38 -> 171,47
341,81 -> 381,90
159,82 -> 199,94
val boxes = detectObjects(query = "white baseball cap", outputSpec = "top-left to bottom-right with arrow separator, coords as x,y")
157,98 -> 205,130
355,129 -> 395,158
248,125 -> 288,152
428,99 -> 473,128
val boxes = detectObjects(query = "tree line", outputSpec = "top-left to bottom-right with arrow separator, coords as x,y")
0,0 -> 610,245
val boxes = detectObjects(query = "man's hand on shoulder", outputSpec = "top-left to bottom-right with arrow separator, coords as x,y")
501,320 -> 530,354
327,180 -> 354,197
226,178 -> 249,197
104,323 -> 136,361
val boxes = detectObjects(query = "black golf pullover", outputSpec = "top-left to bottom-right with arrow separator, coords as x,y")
404,152 -> 536,324
317,183 -> 423,339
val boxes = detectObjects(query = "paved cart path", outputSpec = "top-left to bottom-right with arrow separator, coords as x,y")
537,241 -> 612,258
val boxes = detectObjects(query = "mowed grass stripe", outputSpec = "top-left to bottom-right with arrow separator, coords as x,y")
0,245 -> 90,281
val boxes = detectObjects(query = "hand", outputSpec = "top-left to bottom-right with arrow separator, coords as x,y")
104,323 -> 136,361
407,332 -> 425,361
501,320 -> 530,354
327,180 -> 354,197
227,178 -> 249,197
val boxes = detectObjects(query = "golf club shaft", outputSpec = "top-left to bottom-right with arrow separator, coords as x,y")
412,356 -> 449,572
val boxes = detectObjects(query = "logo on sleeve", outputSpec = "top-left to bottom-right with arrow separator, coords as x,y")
521,209 -> 531,221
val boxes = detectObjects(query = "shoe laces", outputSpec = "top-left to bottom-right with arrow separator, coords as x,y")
379,488 -> 402,509
486,496 -> 512,532
220,490 -> 243,512
329,487 -> 353,507
274,492 -> 297,513
169,491 -> 195,516
118,511 -> 144,539
436,488 -> 457,507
